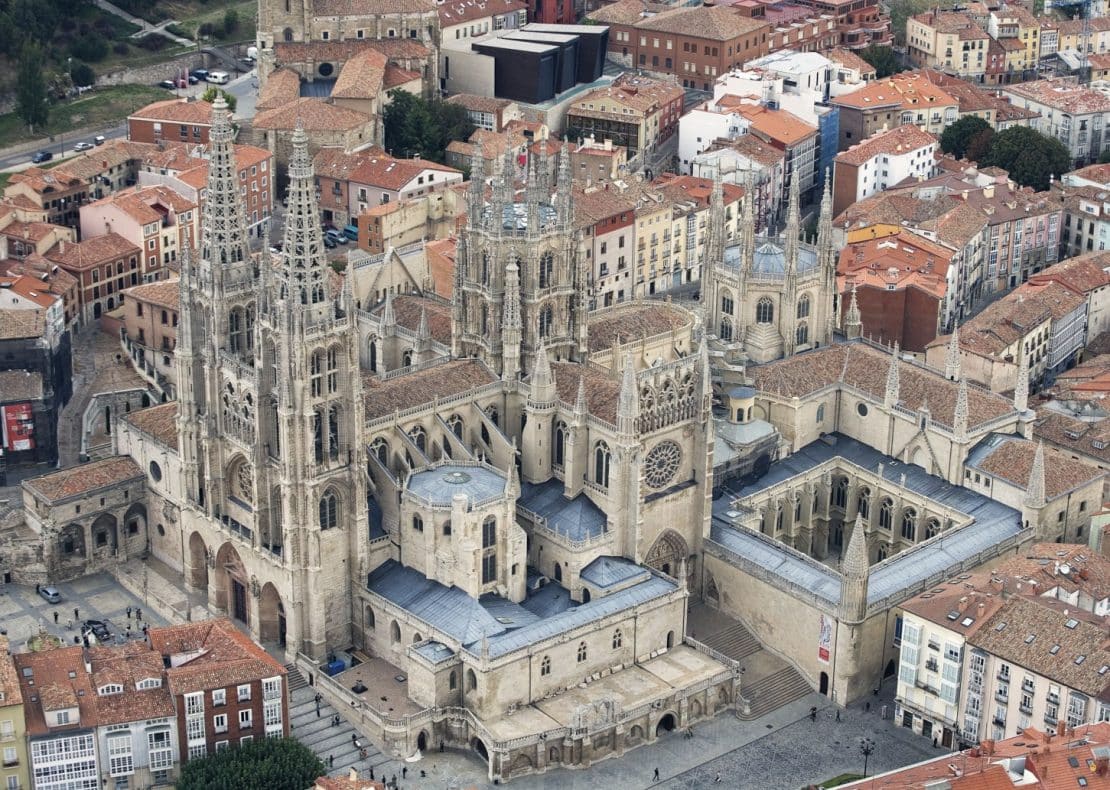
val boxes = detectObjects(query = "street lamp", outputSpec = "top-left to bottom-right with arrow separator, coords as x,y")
860,737 -> 876,777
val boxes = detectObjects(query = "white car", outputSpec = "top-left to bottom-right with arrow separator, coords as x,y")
74,141 -> 94,152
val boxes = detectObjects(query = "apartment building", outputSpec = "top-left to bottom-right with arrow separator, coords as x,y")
987,5 -> 1040,78
690,134 -> 785,233
127,98 -> 221,146
786,0 -> 891,50
573,183 -> 639,307
1028,249 -> 1110,342
565,73 -> 685,160
1002,78 -> 1110,166
120,279 -> 180,395
78,185 -> 199,282
3,167 -> 89,230
0,637 -> 29,790
907,11 -> 990,82
651,173 -> 743,294
444,94 -> 522,132
831,71 -> 959,150
44,234 -> 142,323
832,124 -> 937,217
587,1 -> 771,91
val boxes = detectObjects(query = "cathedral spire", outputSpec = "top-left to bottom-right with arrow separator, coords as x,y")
816,170 -> 836,276
1014,352 -> 1029,413
381,291 -> 396,328
617,351 -> 639,435
845,283 -> 862,338
704,164 -> 724,326
556,143 -> 572,226
525,151 -> 540,235
199,95 -> 251,273
276,124 -> 330,321
1025,441 -> 1046,509
783,171 -> 801,272
740,168 -> 756,277
501,259 -> 522,380
953,376 -> 969,441
839,512 -> 870,623
528,336 -> 555,404
944,325 -> 961,381
468,146 -> 485,228
884,342 -> 900,408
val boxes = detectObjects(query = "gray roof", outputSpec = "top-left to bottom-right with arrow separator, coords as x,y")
713,418 -> 776,466
407,463 -> 506,506
300,78 -> 335,98
580,555 -> 649,589
722,239 -> 819,277
711,434 -> 1024,606
519,479 -> 607,541
412,641 -> 455,664
481,202 -> 559,232
367,559 -> 676,658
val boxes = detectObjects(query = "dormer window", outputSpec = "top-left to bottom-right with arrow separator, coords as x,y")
137,678 -> 162,690
98,683 -> 124,696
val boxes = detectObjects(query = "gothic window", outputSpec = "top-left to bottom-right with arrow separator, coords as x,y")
328,406 -> 340,460
539,305 -> 553,338
540,656 -> 551,676
482,553 -> 497,584
326,347 -> 339,393
644,441 -> 681,489
409,426 -> 427,454
269,397 -> 280,457
577,641 -> 587,662
796,322 -> 808,346
833,477 -> 848,509
449,671 -> 457,689
816,403 -> 825,423
925,518 -> 941,539
481,251 -> 490,285
283,28 -> 293,42
539,252 -> 554,289
313,411 -> 324,464
554,422 -> 567,468
612,629 -> 623,649
797,294 -> 811,319
794,496 -> 802,521
719,318 -> 733,342
369,340 -> 378,372
447,415 -> 464,440
857,488 -> 870,519
391,621 -> 401,644
412,514 -> 423,532
877,544 -> 888,561
721,291 -> 734,316
442,521 -> 451,536
756,298 -> 774,324
467,669 -> 477,691
310,351 -> 323,397
482,517 -> 496,548
594,442 -> 611,488
485,406 -> 499,427
229,309 -> 243,353
402,350 -> 413,367
480,304 -> 489,335
901,508 -> 917,541
775,506 -> 784,532
318,489 -> 339,530
879,497 -> 894,531
232,460 -> 253,505
244,305 -> 255,352
371,438 -> 388,466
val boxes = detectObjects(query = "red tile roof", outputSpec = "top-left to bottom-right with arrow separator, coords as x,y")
122,402 -> 179,450
24,456 -> 143,502
148,619 -> 286,697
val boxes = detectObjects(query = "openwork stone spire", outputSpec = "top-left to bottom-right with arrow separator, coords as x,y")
617,351 -> 639,435
845,283 -> 862,338
556,143 -> 572,226
1025,441 -> 1046,509
1014,352 -> 1030,412
740,169 -> 756,276
817,171 -> 836,272
467,146 -> 485,228
954,376 -> 969,441
783,172 -> 801,272
840,512 -> 870,623
277,124 -> 331,320
944,325 -> 961,381
884,342 -> 900,408
501,259 -> 522,380
528,336 -> 555,404
200,95 -> 251,271
703,164 -> 724,313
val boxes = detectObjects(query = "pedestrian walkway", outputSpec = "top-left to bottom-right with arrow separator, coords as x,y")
92,0 -> 194,46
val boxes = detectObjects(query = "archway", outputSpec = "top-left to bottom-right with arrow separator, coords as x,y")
259,583 -> 284,645
655,713 -> 676,736
581,589 -> 591,603
213,543 -> 248,623
90,513 -> 118,552
666,630 -> 675,648
819,672 -> 829,695
187,532 -> 209,593
122,502 -> 147,543
645,530 -> 688,577
417,731 -> 428,752
59,522 -> 87,560
472,738 -> 489,763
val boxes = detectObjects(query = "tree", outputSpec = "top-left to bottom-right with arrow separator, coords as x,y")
383,90 -> 474,164
70,30 -> 109,62
859,46 -> 902,78
223,8 -> 239,35
16,42 -> 49,134
939,115 -> 991,160
70,62 -> 96,88
965,128 -> 995,164
980,126 -> 1072,191
176,737 -> 324,790
1099,148 -> 1110,164
201,87 -> 237,113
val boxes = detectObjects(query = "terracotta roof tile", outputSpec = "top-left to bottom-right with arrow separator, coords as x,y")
314,0 -> 435,13
125,279 -> 180,311
148,619 -> 286,697
258,68 -> 302,112
14,646 -> 98,737
333,49 -> 388,100
586,303 -> 691,353
552,362 -> 621,422
129,98 -> 222,127
373,294 -> 451,344
253,98 -> 372,132
0,637 -> 22,708
0,369 -> 43,401
973,435 -> 1104,499
122,402 -> 179,450
45,233 -> 140,271
0,308 -> 46,340
23,456 -> 143,502
836,124 -> 937,166
362,359 -> 497,420
88,642 -> 175,724
832,71 -> 959,112
826,47 -> 876,76
1004,78 -> 1110,115
1035,411 -> 1110,466
570,73 -> 684,116
383,65 -> 421,89
274,39 -> 431,64
438,0 -> 526,26
633,5 -> 769,40
446,94 -> 515,115
84,185 -> 196,226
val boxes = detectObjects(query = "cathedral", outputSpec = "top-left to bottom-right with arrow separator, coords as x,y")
18,98 -> 1104,782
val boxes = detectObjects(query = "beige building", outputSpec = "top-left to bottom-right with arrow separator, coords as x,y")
565,74 -> 685,161
906,11 -> 990,81
0,637 -> 29,790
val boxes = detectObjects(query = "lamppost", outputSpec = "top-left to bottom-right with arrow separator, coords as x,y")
860,737 -> 876,777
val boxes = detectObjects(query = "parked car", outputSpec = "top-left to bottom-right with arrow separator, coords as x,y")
73,141 -> 94,152
82,620 -> 111,642
94,135 -> 106,146
343,224 -> 359,242
30,150 -> 53,164
206,70 -> 229,85
158,79 -> 177,90
325,229 -> 348,245
188,75 -> 199,85
38,585 -> 62,603
322,234 -> 337,249
190,69 -> 209,81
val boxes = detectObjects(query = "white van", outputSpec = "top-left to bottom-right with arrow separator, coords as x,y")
207,70 -> 230,85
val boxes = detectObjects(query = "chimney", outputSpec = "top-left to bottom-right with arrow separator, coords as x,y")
977,601 -> 986,618
1057,719 -> 1066,738
982,739 -> 995,756
957,595 -> 970,613
1096,757 -> 1109,777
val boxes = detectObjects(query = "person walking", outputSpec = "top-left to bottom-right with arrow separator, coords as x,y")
135,608 -> 141,621
53,611 -> 59,624
126,606 -> 132,619
328,754 -> 334,768
73,607 -> 79,620
653,768 -> 660,782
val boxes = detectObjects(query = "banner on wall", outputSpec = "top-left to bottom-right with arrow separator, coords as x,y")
818,613 -> 832,664
1,403 -> 35,452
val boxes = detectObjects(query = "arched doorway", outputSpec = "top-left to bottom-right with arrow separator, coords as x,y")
819,672 -> 829,695
213,543 -> 249,623
655,713 -> 676,736
472,738 -> 489,763
90,513 -> 118,552
187,532 -> 209,593
259,583 -> 284,645
59,523 -> 87,559
417,731 -> 428,752
645,530 -> 688,578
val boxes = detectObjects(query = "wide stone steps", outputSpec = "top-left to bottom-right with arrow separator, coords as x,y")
737,666 -> 812,721
700,622 -> 762,660
285,663 -> 308,691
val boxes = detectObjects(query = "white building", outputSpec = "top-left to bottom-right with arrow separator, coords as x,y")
832,125 -> 938,217
678,98 -> 751,172
1002,78 -> 1110,166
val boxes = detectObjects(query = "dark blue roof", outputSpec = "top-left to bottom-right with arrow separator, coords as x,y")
722,238 -> 819,277
300,79 -> 335,98
581,555 -> 649,589
368,497 -> 386,540
519,479 -> 606,541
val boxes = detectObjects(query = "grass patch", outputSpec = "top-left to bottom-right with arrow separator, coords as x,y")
0,85 -> 167,149
171,0 -> 257,45
809,774 -> 865,789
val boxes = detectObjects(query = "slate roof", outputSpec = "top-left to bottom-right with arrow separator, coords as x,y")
519,479 -> 607,541
407,463 -> 506,506
581,555 -> 649,589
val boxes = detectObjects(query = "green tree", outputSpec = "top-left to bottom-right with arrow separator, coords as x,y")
15,42 -> 49,133
70,30 -> 109,62
965,128 -> 995,163
980,126 -> 1072,191
70,62 -> 96,87
859,45 -> 902,78
939,115 -> 991,160
1100,148 -> 1110,164
175,737 -> 324,790
201,87 -> 237,113
383,90 -> 474,164
223,8 -> 239,35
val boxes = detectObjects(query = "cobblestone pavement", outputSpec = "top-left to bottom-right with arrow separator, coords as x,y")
0,573 -> 170,651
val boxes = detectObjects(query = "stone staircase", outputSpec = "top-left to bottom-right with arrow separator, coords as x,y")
737,665 -> 812,721
698,622 -> 761,660
285,664 -> 391,778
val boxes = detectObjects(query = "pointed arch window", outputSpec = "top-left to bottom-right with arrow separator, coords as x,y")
721,291 -> 734,315
594,442 -> 611,488
326,347 -> 339,393
833,477 -> 848,509
553,422 -> 567,468
756,298 -> 774,324
925,518 -> 941,539
539,305 -> 553,338
539,252 -> 554,289
447,415 -> 464,440
370,438 -> 388,467
797,294 -> 811,319
409,426 -> 427,455
310,351 -> 323,397
244,304 -> 255,352
878,497 -> 894,531
577,641 -> 587,663
318,489 -> 339,530
540,655 -> 551,676
719,317 -> 733,342
612,629 -> 623,649
328,406 -> 340,460
481,251 -> 490,285
229,309 -> 243,354
901,508 -> 917,541
796,322 -> 809,346
857,487 -> 871,519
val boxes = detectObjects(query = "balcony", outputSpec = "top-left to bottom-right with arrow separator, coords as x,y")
995,691 -> 1009,705
1019,703 -> 1033,715
1044,713 -> 1058,726
2,756 -> 17,767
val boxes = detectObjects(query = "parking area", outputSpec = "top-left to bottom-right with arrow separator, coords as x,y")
0,573 -> 170,651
